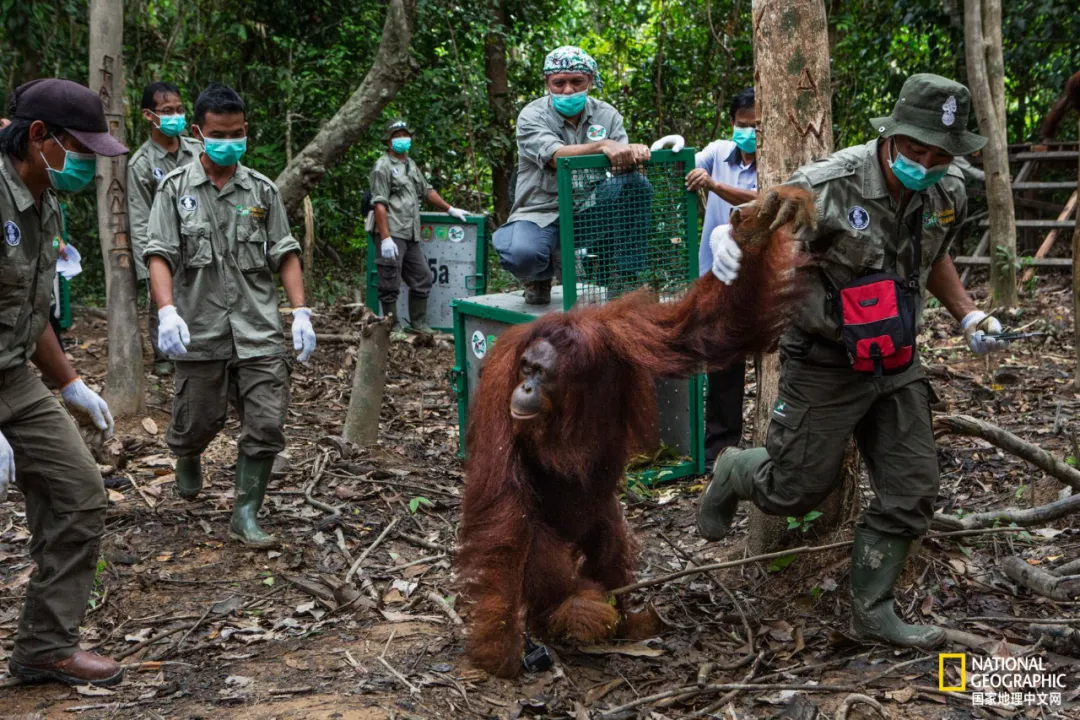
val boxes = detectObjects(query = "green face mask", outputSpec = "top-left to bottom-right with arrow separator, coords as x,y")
202,136 -> 247,166
391,137 -> 412,154
153,112 -> 188,137
42,134 -> 96,193
551,90 -> 588,117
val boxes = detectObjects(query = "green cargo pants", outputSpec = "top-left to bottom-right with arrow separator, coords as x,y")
166,353 -> 290,460
376,237 -> 433,306
737,349 -> 939,537
0,364 -> 106,664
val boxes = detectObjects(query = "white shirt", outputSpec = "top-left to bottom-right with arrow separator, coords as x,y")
695,139 -> 758,276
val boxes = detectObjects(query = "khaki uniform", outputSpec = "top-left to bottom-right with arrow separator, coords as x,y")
740,139 -> 967,537
369,154 -> 433,304
144,160 -> 300,459
127,135 -> 201,361
0,155 -> 106,664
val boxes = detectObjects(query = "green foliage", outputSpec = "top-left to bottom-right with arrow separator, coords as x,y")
785,510 -> 823,533
409,496 -> 434,514
768,553 -> 798,573
88,554 -> 107,609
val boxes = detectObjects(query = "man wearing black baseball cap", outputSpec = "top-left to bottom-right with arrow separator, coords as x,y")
0,78 -> 127,686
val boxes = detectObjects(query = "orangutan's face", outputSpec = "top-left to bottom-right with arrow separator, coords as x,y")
510,339 -> 558,424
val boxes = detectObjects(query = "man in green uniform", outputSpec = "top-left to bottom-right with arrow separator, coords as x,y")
698,74 -> 1008,649
145,82 -> 316,548
128,81 -> 201,375
371,119 -> 467,337
0,79 -> 126,685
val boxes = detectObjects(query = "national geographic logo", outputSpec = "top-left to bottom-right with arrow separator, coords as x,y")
939,653 -> 1066,709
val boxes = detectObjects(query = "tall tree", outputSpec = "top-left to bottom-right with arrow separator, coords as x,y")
275,0 -> 419,214
965,0 -> 1017,308
89,0 -> 144,416
483,0 -> 512,225
748,0 -> 839,553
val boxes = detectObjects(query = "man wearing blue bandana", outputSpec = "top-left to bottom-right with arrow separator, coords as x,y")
144,82 -> 315,549
698,74 -> 1009,651
493,45 -> 654,304
128,81 -> 201,375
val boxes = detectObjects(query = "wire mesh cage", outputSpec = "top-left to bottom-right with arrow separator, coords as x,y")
556,148 -> 698,309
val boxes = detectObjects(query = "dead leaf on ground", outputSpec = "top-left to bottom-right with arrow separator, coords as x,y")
141,417 -> 158,435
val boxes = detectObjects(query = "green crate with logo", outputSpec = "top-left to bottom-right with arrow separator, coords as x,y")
365,213 -> 488,332
451,150 -> 706,484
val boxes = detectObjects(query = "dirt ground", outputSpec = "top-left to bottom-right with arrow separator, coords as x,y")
1,274 -> 1079,719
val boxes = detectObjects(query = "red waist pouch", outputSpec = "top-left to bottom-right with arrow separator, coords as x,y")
838,272 -> 916,376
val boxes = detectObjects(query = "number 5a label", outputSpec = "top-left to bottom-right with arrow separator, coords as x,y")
427,258 -> 449,285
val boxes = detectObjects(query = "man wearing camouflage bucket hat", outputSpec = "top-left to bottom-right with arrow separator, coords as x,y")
697,74 -> 1007,650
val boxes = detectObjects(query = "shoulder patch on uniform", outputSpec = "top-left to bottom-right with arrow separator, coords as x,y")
587,124 -> 608,141
3,220 -> 20,247
847,206 -> 870,230
178,195 -> 198,212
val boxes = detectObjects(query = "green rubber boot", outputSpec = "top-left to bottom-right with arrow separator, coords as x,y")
696,447 -> 763,540
381,301 -> 408,342
175,455 -> 203,499
229,454 -> 277,548
850,526 -> 945,649
407,295 -> 433,336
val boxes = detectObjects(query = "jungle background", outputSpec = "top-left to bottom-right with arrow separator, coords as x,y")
2,0 -> 1078,305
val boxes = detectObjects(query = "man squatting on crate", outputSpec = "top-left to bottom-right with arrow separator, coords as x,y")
0,79 -> 126,686
492,46 -> 658,305
145,83 -> 317,549
127,81 -> 203,376
371,119 -> 469,338
653,87 -> 761,465
697,74 -> 1011,649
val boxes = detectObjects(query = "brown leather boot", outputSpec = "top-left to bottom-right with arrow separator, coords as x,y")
523,279 -> 552,305
9,650 -> 125,686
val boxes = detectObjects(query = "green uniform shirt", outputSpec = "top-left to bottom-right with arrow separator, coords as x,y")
127,136 -> 202,280
0,155 -> 61,372
785,139 -> 967,345
369,154 -> 433,243
144,160 -> 301,362
507,96 -> 629,228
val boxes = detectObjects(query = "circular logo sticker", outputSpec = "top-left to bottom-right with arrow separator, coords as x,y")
4,220 -> 21,247
587,124 -> 608,141
179,195 -> 198,212
448,226 -> 465,243
471,330 -> 487,359
435,226 -> 449,240
152,167 -> 165,182
847,206 -> 870,230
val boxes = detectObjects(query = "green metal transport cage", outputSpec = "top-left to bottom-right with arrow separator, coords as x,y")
451,149 -> 706,484
366,213 -> 489,332
55,203 -> 72,331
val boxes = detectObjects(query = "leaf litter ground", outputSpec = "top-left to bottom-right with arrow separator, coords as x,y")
1,276 -> 1078,719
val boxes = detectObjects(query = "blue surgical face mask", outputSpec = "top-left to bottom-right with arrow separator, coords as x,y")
391,137 -> 412,154
153,112 -> 187,137
551,90 -> 588,118
41,134 -> 96,193
889,142 -> 948,192
732,126 -> 757,154
201,135 -> 247,166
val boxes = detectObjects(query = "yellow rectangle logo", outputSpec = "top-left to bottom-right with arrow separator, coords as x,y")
939,653 -> 966,691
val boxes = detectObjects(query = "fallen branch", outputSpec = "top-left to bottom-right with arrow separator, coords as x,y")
943,628 -> 1030,655
1002,556 -> 1080,601
1053,557 -> 1080,576
303,451 -> 341,516
931,490 -> 1080,531
836,693 -> 884,720
427,591 -> 464,626
344,517 -> 400,585
611,527 -> 1020,596
934,414 -> 1080,491
598,682 -> 861,718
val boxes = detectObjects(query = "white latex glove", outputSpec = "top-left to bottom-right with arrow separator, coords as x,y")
651,134 -> 686,152
292,307 -> 317,363
381,237 -> 399,260
60,378 -> 115,435
0,429 -> 13,500
709,224 -> 742,285
961,310 -> 1008,355
447,206 -> 468,222
158,305 -> 190,357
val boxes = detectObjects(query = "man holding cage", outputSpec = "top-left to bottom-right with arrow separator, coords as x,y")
493,46 -> 655,304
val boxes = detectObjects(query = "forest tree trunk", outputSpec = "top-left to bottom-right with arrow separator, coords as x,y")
1073,118 -> 1080,389
344,320 -> 391,447
89,0 -> 144,416
484,0 -> 512,225
276,0 -> 418,214
965,0 -> 1018,308
748,0 -> 838,554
